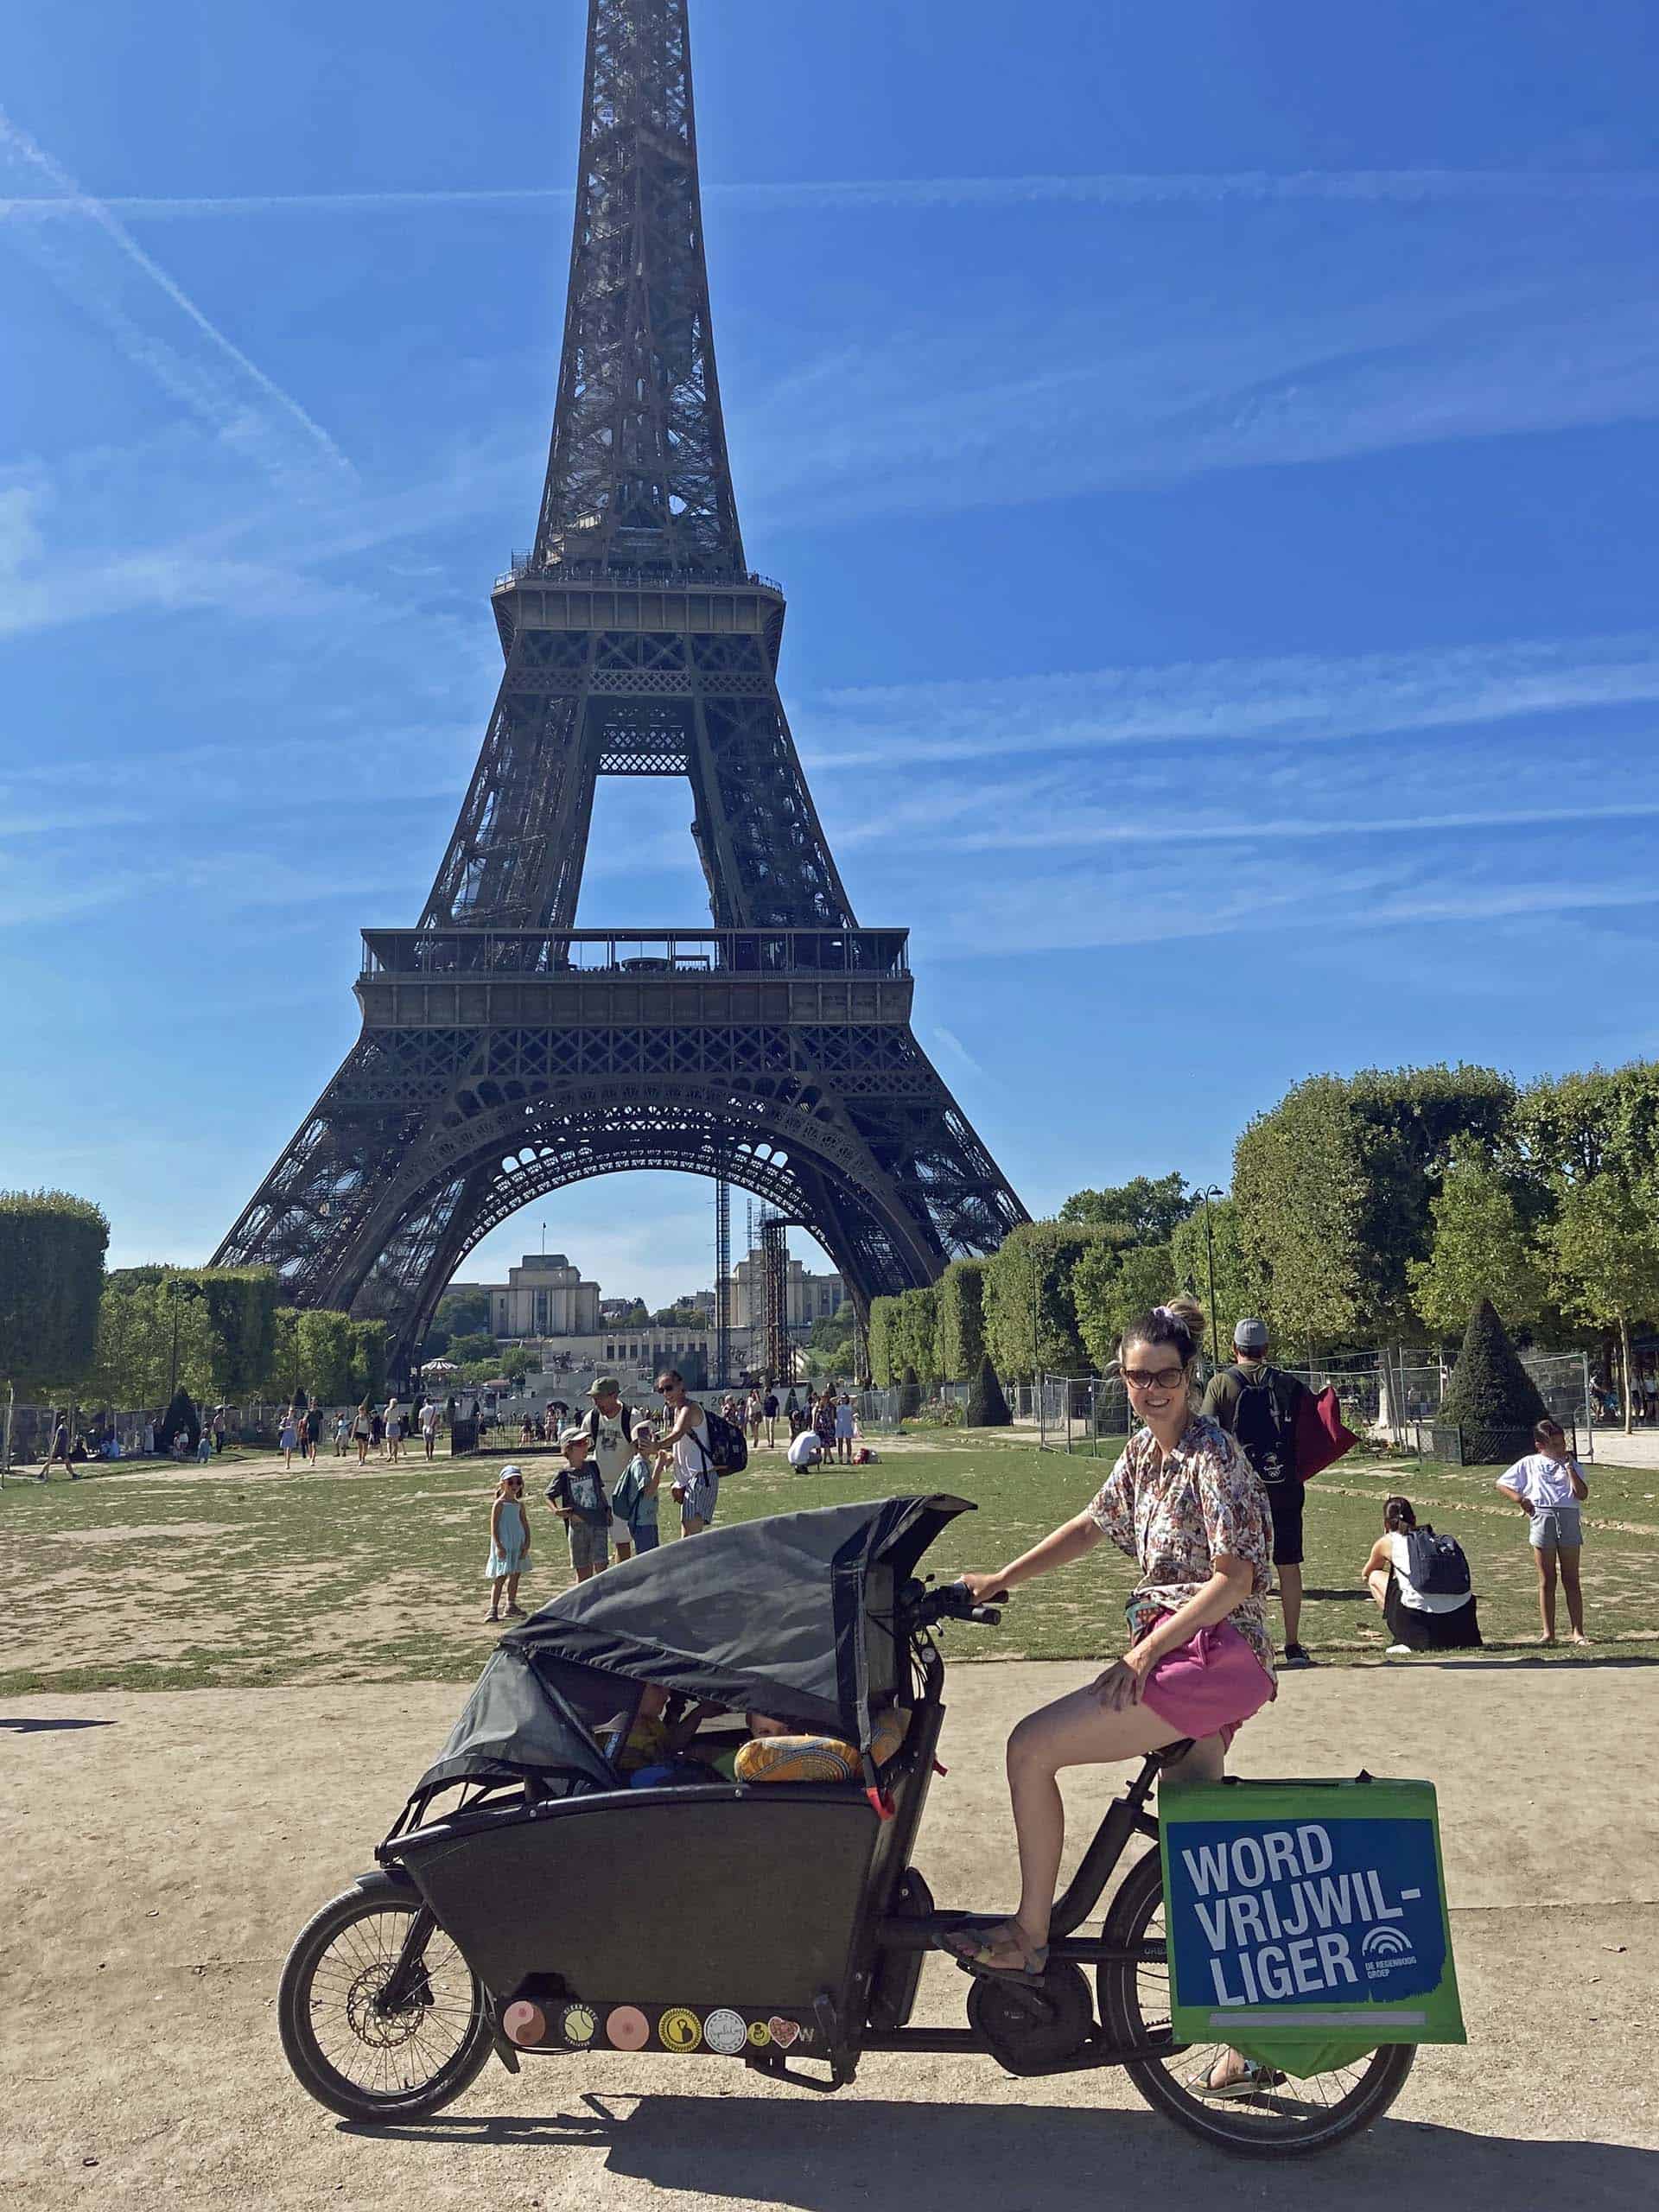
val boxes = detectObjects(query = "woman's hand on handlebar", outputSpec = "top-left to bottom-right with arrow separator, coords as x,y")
957,1571 -> 1011,1605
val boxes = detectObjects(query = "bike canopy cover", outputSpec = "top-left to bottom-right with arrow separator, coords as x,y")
410,1495 -> 970,1800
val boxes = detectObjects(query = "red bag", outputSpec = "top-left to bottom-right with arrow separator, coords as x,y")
1294,1384 -> 1357,1481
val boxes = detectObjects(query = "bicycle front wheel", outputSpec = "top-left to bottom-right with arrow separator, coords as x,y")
278,1874 -> 493,2121
1097,1847 -> 1415,2157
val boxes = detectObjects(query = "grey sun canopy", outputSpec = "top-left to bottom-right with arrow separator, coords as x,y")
411,1495 -> 971,1798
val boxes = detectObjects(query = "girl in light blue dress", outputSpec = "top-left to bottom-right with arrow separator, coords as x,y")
486,1466 -> 531,1623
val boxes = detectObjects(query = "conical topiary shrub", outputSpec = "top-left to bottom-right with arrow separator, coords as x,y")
156,1385 -> 200,1455
966,1352 -> 1011,1428
898,1364 -> 922,1420
1433,1298 -> 1548,1465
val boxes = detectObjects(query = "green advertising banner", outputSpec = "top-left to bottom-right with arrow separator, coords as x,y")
1160,1776 -> 1465,2075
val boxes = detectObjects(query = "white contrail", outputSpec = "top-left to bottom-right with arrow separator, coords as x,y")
2,169 -> 1657,222
0,107 -> 351,479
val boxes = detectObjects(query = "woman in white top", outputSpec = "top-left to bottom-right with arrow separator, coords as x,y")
654,1368 -> 718,1535
1362,1496 -> 1481,1654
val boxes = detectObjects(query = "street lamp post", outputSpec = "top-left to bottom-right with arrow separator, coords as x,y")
1200,1185 -> 1224,1358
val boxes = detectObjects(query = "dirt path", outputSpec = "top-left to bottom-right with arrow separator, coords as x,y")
3,1663 -> 1655,2209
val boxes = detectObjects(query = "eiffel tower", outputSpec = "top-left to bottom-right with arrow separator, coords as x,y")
213,0 -> 1027,1368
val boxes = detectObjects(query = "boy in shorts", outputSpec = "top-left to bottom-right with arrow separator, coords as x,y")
1497,1418 -> 1591,1644
544,1426 -> 613,1582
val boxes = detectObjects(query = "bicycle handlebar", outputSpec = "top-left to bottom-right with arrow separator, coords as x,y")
906,1579 -> 1007,1630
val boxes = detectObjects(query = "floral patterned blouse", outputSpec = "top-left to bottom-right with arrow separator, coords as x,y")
1085,1413 -> 1276,1684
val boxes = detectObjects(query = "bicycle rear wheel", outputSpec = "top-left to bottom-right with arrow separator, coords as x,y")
278,1873 -> 493,2121
1097,1848 -> 1414,2157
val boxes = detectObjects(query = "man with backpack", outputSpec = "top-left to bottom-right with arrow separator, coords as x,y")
1202,1319 -> 1316,1668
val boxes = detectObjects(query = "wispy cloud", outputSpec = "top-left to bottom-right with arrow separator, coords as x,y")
0,106 -> 351,490
4,170 -> 1658,223
734,277 -> 1659,524
802,633 -> 1659,771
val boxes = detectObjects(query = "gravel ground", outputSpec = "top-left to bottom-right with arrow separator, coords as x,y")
3,1662 -> 1655,2208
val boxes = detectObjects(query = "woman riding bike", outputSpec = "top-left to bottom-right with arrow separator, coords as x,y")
951,1298 -> 1277,2094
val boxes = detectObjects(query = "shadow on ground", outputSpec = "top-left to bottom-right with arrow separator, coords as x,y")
343,2092 -> 1655,2209
0,1717 -> 115,1733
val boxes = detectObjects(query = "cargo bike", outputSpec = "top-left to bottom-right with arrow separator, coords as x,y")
278,1495 -> 1421,2154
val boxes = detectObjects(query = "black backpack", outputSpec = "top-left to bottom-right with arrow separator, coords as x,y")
1229,1366 -> 1298,1486
696,1405 -> 749,1476
1403,1524 -> 1471,1597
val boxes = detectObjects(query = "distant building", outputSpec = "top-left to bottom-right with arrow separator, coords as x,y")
729,1254 -> 844,1332
477,1253 -> 601,1339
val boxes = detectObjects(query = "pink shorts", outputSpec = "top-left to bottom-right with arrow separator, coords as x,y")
1135,1618 -> 1274,1751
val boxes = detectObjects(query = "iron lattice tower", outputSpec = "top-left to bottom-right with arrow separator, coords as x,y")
760,1215 -> 789,1388
213,0 -> 1027,1368
713,1175 -> 731,1386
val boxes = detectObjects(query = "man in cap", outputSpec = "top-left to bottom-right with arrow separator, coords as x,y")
1203,1319 -> 1316,1667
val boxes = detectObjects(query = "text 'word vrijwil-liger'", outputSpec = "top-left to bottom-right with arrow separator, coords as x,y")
1179,1824 -> 1425,2006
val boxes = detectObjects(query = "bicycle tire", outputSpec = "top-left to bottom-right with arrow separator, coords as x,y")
1097,1847 -> 1415,2157
278,1874 -> 494,2122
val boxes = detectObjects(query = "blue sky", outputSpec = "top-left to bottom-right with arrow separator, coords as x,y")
3,0 -> 1657,1309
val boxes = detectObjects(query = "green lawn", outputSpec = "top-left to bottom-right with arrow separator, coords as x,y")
3,1429 -> 1655,1696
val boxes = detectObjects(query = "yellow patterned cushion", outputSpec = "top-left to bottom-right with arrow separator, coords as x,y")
734,1706 -> 906,1784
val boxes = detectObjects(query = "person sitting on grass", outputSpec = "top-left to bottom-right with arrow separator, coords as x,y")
1497,1419 -> 1591,1645
485,1466 -> 531,1623
1361,1496 -> 1481,1654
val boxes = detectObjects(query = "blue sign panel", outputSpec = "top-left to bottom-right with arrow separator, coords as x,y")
1165,1814 -> 1446,2017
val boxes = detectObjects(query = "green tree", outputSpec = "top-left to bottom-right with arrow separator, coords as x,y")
965,1352 -> 1011,1428
868,1297 -> 896,1388
805,1305 -> 856,1379
1232,1065 -> 1515,1351
92,1278 -> 217,1408
350,1320 -> 390,1405
1169,1195 -> 1262,1355
430,1286 -> 493,1349
1071,1242 -> 1175,1374
445,1332 -> 497,1366
984,1221 -> 1111,1382
888,1286 -> 938,1386
294,1309 -> 355,1404
268,1307 -> 303,1401
0,1191 -> 109,1397
1059,1173 -> 1194,1244
1545,1176 -> 1659,1435
1407,1160 -> 1549,1340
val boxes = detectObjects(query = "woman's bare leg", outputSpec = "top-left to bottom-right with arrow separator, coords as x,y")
980,1686 -> 1190,1961
1558,1548 -> 1587,1639
1366,1568 -> 1389,1611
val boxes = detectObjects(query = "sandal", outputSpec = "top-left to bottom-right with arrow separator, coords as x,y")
1188,2055 -> 1286,2100
940,1919 -> 1048,1981
484,1611 -> 501,1623
505,1605 -> 526,1618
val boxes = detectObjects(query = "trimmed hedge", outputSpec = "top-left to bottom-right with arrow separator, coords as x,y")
936,1260 -> 988,1382
0,1190 -> 109,1392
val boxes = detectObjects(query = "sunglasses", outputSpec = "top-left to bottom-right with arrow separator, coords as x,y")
1122,1365 -> 1187,1393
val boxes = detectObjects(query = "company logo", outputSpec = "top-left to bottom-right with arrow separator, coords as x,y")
1361,1925 -> 1417,1979
560,2003 -> 596,2045
703,2007 -> 747,2056
658,2007 -> 702,2052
